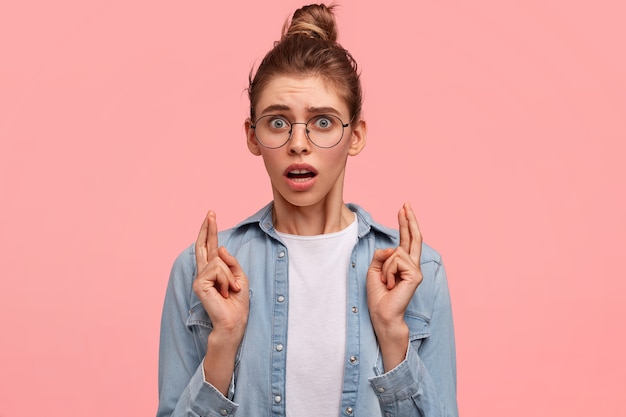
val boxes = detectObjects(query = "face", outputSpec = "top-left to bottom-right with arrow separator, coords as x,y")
246,75 -> 366,209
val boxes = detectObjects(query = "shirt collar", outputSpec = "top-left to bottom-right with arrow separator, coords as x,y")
233,202 -> 396,240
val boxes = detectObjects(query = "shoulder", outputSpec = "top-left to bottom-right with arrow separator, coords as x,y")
349,203 -> 444,266
170,203 -> 274,273
169,243 -> 196,282
420,242 -> 443,267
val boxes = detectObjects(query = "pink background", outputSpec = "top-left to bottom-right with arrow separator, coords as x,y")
1,0 -> 625,415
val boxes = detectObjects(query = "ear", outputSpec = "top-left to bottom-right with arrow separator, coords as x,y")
347,118 -> 367,156
245,118 -> 262,156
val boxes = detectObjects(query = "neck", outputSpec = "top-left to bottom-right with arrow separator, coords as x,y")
271,191 -> 354,236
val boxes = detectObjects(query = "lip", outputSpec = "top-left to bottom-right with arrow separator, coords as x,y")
283,163 -> 318,177
283,163 -> 318,191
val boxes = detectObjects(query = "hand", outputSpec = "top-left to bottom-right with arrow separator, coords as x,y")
367,202 -> 423,328
193,211 -> 249,338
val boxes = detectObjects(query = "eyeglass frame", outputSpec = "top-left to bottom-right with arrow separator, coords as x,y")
250,113 -> 355,149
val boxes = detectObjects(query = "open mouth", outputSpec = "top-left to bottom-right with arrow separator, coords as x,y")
284,164 -> 318,184
287,169 -> 317,182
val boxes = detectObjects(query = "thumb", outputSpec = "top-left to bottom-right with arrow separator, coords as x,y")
218,246 -> 248,289
370,248 -> 394,270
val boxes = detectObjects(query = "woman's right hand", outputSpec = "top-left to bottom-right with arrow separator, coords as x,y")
193,211 -> 250,340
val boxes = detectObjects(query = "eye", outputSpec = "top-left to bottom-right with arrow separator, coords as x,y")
268,117 -> 289,130
311,115 -> 334,130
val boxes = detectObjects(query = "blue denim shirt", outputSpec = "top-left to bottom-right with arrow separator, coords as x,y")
157,203 -> 458,417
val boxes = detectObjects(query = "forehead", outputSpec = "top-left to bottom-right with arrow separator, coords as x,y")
256,75 -> 349,116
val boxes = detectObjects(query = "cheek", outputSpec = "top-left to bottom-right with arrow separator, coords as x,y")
329,145 -> 352,164
260,152 -> 283,174
319,152 -> 349,176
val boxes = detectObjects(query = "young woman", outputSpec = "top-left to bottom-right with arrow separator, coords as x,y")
157,4 -> 457,416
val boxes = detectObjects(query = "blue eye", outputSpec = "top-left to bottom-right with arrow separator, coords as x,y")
312,116 -> 333,129
269,118 -> 288,129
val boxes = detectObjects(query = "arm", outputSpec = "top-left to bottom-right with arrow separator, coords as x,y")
157,212 -> 249,417
366,204 -> 457,416
369,261 -> 457,417
157,249 -> 239,417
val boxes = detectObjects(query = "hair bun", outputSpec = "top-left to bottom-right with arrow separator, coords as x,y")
282,3 -> 338,42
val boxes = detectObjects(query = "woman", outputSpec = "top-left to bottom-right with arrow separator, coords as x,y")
157,4 -> 457,416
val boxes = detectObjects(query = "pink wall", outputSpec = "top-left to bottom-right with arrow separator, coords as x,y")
1,1 -> 624,415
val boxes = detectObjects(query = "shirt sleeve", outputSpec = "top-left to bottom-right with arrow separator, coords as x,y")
156,246 -> 239,417
368,260 -> 458,417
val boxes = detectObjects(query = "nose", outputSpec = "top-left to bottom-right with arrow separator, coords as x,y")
288,122 -> 311,154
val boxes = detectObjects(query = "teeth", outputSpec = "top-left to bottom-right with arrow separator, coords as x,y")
290,169 -> 311,174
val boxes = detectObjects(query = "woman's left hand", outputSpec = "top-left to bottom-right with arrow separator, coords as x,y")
366,203 -> 423,370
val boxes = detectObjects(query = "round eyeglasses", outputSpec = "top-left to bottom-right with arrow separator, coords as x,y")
250,114 -> 353,149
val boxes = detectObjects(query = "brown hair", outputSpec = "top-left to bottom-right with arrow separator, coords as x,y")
248,3 -> 362,123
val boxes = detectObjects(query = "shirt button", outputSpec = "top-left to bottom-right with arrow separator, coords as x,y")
349,355 -> 358,364
277,295 -> 285,303
352,306 -> 358,313
220,410 -> 228,416
274,395 -> 282,403
345,406 -> 353,414
278,251 -> 285,258
276,344 -> 284,352
351,262 -> 356,268
377,387 -> 385,393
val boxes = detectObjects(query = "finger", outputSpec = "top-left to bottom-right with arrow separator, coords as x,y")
212,260 -> 235,298
403,203 -> 422,264
398,205 -> 410,253
381,249 -> 398,289
382,250 -> 419,290
382,254 -> 398,290
194,259 -> 231,299
218,246 -> 245,291
195,213 -> 210,269
207,211 -> 219,256
370,248 -> 394,286
394,256 -> 423,288
386,269 -> 396,289
371,248 -> 394,272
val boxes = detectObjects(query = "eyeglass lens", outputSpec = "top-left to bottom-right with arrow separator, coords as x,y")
254,114 -> 346,148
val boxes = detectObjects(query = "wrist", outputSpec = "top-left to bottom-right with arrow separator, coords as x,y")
373,320 -> 409,343
370,310 -> 407,333
374,322 -> 410,372
204,329 -> 244,396
208,327 -> 245,350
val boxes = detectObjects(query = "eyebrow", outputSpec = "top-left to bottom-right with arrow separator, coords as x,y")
258,104 -> 342,117
259,104 -> 290,114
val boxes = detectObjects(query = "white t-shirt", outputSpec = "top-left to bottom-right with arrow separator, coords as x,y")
276,214 -> 358,416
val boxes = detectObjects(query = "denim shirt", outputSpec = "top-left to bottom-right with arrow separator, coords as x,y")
157,203 -> 458,417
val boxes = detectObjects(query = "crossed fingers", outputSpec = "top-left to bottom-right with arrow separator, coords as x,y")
379,203 -> 423,289
195,211 -> 241,298
398,202 -> 422,265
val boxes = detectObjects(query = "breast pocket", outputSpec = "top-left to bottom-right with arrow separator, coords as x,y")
185,302 -> 248,368
404,312 -> 431,350
186,303 -> 213,358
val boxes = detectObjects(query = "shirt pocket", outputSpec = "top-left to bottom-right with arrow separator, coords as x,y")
185,302 -> 247,368
404,311 -> 431,350
186,303 -> 213,358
